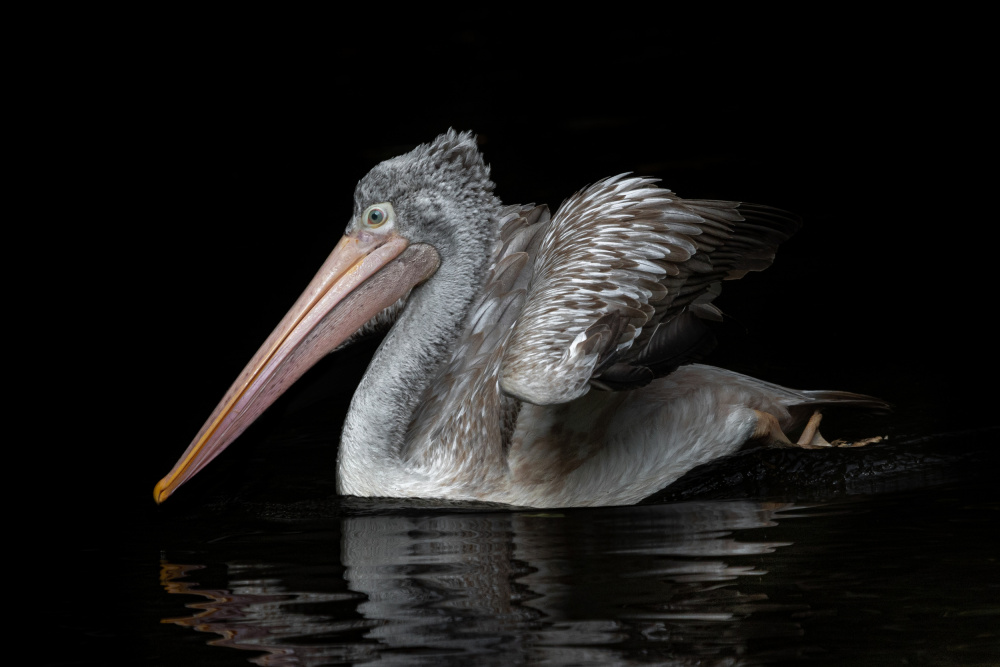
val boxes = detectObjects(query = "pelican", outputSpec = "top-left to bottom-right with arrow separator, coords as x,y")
154,130 -> 883,508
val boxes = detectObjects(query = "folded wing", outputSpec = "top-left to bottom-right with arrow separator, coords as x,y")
404,177 -> 800,474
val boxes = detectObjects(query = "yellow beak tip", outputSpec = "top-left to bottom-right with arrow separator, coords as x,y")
153,479 -> 170,505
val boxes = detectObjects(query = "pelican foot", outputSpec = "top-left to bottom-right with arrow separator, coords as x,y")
796,410 -> 831,449
752,410 -> 885,450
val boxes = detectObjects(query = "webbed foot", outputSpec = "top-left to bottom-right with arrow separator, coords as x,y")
753,409 -> 884,449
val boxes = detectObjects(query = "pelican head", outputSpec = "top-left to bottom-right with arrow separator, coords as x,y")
154,130 -> 497,503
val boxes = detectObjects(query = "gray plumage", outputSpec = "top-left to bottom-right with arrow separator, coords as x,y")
153,128 -> 884,508
332,130 -> 879,507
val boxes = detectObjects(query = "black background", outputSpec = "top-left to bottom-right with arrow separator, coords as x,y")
37,11 -> 992,541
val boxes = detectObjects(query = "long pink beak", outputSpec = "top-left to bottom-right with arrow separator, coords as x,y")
154,232 -> 440,503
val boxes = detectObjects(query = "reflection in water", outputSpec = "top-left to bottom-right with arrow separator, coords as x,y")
160,561 -> 364,665
160,500 -> 805,665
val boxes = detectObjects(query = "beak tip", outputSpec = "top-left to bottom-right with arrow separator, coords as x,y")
153,479 -> 170,505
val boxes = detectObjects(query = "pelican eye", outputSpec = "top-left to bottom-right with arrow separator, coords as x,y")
363,203 -> 394,228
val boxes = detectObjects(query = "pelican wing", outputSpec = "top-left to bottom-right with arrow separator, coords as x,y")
403,179 -> 799,475
497,175 -> 800,405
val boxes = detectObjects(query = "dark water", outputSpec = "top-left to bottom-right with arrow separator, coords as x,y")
61,425 -> 998,667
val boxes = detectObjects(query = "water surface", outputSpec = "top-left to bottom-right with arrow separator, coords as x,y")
110,430 -> 998,666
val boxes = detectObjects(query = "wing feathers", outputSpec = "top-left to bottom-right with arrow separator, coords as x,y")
497,176 -> 799,405
413,177 -> 799,412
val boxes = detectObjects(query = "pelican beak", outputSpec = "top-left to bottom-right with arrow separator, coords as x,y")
154,231 -> 440,504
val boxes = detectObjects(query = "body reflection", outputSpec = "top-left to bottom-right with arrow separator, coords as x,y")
161,500 -> 801,665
